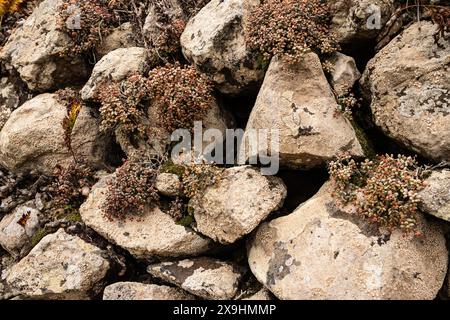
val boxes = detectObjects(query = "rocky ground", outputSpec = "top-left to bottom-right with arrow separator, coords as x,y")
0,0 -> 449,300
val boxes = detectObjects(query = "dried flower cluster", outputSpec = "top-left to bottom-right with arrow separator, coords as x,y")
147,64 -> 214,132
58,0 -> 117,56
47,162 -> 96,210
181,163 -> 223,200
97,74 -> 149,136
329,155 -> 425,235
147,1 -> 186,61
245,0 -> 338,64
335,91 -> 360,119
103,158 -> 160,220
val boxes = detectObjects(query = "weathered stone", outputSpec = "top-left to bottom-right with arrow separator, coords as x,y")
80,175 -> 212,259
3,229 -> 110,299
328,52 -> 361,96
0,0 -> 90,91
81,47 -> 149,101
180,0 -> 264,95
192,166 -> 286,244
147,257 -> 244,300
96,23 -> 138,58
242,53 -> 364,169
242,288 -> 272,300
328,0 -> 397,45
361,22 -> 450,162
0,206 -> 39,257
0,78 -> 21,129
419,170 -> 450,222
0,93 -> 108,175
248,182 -> 448,300
156,173 -> 182,197
103,282 -> 195,300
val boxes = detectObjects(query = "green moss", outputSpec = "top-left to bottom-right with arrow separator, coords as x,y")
255,53 -> 270,71
160,160 -> 185,177
63,209 -> 82,223
351,120 -> 376,158
176,214 -> 195,227
31,228 -> 50,247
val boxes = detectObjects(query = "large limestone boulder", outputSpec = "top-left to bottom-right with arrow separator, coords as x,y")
180,0 -> 264,95
79,175 -> 212,259
2,229 -> 110,299
242,53 -> 364,169
147,257 -> 244,300
0,206 -> 40,258
0,0 -> 90,92
191,166 -> 287,244
328,0 -> 397,45
0,93 -> 108,175
103,282 -> 195,300
419,170 -> 450,222
81,47 -> 149,101
248,182 -> 448,300
361,22 -> 450,162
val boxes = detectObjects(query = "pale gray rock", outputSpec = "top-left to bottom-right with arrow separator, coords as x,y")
361,22 -> 450,162
328,0 -> 397,45
191,166 -> 287,244
0,206 -> 39,257
155,173 -> 182,197
81,47 -> 149,101
0,93 -> 108,175
180,0 -> 264,95
79,175 -> 212,259
0,0 -> 90,91
328,52 -> 361,96
419,170 -> 450,222
2,229 -> 110,299
248,182 -> 448,300
103,282 -> 195,300
147,257 -> 244,300
242,53 -> 364,169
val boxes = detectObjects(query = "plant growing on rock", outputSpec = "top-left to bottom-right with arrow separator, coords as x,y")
245,0 -> 338,64
147,63 -> 215,133
46,161 -> 96,211
103,157 -> 160,220
58,0 -> 119,56
328,154 -> 425,235
334,90 -> 361,119
160,160 -> 224,224
181,163 -> 224,200
97,74 -> 149,136
0,0 -> 38,46
56,88 -> 83,153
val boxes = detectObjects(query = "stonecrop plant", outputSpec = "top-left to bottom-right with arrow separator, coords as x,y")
58,0 -> 118,56
103,157 -> 160,220
245,0 -> 339,64
147,63 -> 214,133
97,74 -> 149,136
329,154 -> 425,235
